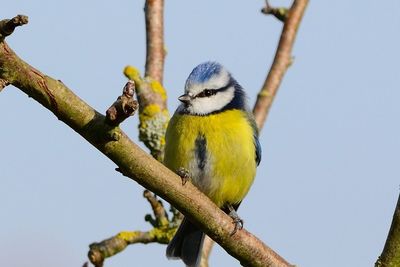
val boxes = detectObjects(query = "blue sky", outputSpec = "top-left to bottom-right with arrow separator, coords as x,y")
1,1 -> 400,266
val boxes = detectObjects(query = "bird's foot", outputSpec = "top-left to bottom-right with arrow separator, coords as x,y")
227,204 -> 244,235
176,167 -> 191,185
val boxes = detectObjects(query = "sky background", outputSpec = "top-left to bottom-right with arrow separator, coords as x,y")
1,1 -> 400,266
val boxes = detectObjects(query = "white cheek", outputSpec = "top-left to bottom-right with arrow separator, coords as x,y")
189,87 -> 235,115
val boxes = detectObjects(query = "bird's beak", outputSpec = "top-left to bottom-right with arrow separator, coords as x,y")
178,94 -> 191,104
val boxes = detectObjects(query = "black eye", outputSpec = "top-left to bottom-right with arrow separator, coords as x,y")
198,89 -> 216,98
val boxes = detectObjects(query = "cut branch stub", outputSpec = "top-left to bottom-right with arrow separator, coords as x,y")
105,80 -> 138,126
0,15 -> 28,41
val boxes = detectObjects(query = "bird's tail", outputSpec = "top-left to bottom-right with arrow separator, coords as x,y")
166,217 -> 205,267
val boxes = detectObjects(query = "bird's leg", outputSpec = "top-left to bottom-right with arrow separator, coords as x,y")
226,204 -> 244,235
176,167 -> 191,185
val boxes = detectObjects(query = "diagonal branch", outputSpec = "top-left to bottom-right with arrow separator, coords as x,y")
376,192 -> 400,267
253,0 -> 309,130
0,19 -> 292,267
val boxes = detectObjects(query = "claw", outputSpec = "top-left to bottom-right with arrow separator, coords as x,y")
176,167 -> 190,185
230,216 -> 244,235
227,204 -> 244,235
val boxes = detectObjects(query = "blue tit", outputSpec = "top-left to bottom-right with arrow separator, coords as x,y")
164,62 -> 261,267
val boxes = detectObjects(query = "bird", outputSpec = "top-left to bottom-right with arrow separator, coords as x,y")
164,61 -> 261,267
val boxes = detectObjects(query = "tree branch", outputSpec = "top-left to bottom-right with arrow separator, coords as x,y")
376,192 -> 400,267
88,229 -> 173,267
144,0 -> 165,84
0,18 -> 292,267
253,0 -> 308,130
142,189 -> 170,227
118,0 -> 168,161
87,191 -> 175,267
87,190 -> 183,266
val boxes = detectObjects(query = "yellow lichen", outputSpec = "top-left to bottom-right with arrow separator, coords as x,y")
123,65 -> 142,84
138,108 -> 169,161
117,231 -> 140,241
150,80 -> 167,100
141,104 -> 161,117
149,227 -> 176,244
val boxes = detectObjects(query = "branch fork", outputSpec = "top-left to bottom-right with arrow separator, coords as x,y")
87,190 -> 178,267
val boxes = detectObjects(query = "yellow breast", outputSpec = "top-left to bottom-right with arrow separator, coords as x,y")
164,109 -> 257,207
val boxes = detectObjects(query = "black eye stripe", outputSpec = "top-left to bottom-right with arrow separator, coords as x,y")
195,83 -> 232,98
196,89 -> 215,98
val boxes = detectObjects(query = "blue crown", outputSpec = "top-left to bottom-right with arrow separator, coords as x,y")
186,61 -> 224,84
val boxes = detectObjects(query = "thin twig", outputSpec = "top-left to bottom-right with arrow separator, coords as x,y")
144,0 -> 165,83
253,0 -> 309,130
143,189 -> 169,227
200,236 -> 215,267
376,192 -> 400,266
261,1 -> 289,22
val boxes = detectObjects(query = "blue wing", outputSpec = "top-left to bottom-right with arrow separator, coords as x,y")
254,135 -> 262,166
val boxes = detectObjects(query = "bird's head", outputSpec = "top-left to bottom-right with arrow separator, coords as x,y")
177,62 -> 246,115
